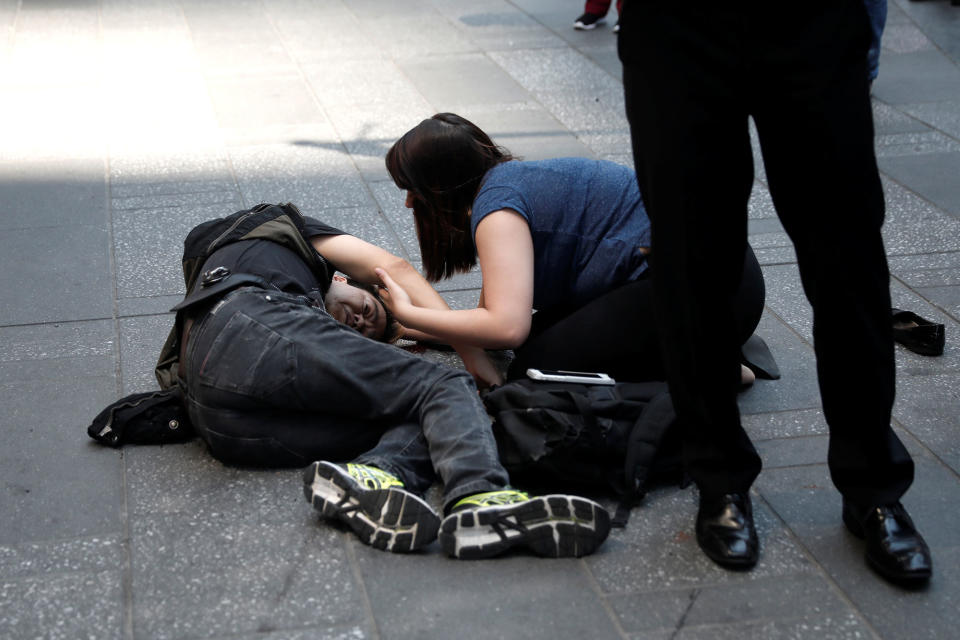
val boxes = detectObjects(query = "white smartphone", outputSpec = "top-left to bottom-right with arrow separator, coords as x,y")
525,368 -> 616,385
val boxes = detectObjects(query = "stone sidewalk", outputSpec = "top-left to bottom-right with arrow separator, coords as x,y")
1,1 -> 958,638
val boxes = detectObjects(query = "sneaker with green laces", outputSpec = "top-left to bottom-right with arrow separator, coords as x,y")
439,489 -> 611,559
303,461 -> 440,553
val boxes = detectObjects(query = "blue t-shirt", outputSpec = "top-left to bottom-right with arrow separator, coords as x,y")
470,158 -> 650,311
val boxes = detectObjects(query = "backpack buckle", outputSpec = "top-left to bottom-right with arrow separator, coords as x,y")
201,266 -> 230,287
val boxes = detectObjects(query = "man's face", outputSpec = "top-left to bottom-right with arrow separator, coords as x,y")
324,280 -> 388,340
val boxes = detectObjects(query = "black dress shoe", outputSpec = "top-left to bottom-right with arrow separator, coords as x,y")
842,500 -> 932,586
696,493 -> 759,570
891,308 -> 945,356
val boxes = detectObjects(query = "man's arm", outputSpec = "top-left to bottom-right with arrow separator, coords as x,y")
311,234 -> 503,388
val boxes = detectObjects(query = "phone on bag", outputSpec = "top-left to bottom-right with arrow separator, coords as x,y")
525,368 -> 616,385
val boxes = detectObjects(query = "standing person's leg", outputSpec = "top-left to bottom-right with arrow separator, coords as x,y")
748,2 -> 928,583
620,3 -> 762,568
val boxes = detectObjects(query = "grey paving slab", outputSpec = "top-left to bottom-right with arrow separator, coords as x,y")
755,460 -> 960,640
870,49 -> 960,105
354,547 -> 622,640
113,203 -> 234,299
358,14 -> 479,59
672,613 -> 872,640
368,180 -> 422,262
735,311 -> 823,416
880,174 -> 960,252
302,59 -> 423,109
109,152 -> 235,196
0,223 -> 112,325
0,157 -> 106,229
0,570 -> 123,640
205,74 -> 329,132
462,104 -> 596,159
590,486 -> 815,595
434,0 -> 567,51
872,100 -> 932,136
125,443 -> 305,523
229,143 -> 375,212
890,250 -> 960,287
0,321 -> 121,545
894,373 -> 960,473
398,53 -> 531,107
315,206 -> 407,259
894,0 -> 960,62
119,315 -> 174,394
270,4 -> 382,64
915,282 -> 960,319
131,517 -> 366,640
900,99 -> 960,140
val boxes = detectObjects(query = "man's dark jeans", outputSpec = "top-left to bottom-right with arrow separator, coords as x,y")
181,287 -> 508,510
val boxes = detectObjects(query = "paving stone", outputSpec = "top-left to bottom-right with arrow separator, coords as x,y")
125,444 -> 306,524
205,73 -> 328,130
231,143 -> 375,212
353,547 -> 622,640
303,59 -> 423,109
109,152 -> 234,196
313,207 -> 407,259
0,224 -> 112,324
113,203 -> 231,299
490,47 -> 623,95
755,462 -> 960,640
742,408 -> 829,441
0,157 -> 106,229
119,314 -> 174,394
589,486 -> 815,594
0,329 -> 121,545
755,435 -> 830,469
0,570 -> 123,640
736,311 -> 822,416
894,373 -> 960,474
0,533 -> 123,579
270,5 -> 381,64
131,517 -> 365,640
441,0 -> 565,51
889,250 -> 960,286
871,49 -> 960,105
359,14 -> 479,59
368,180 -> 422,262
914,283 -> 960,321
400,53 -> 530,108
111,190 -> 241,212
871,101 -> 931,136
674,613 -> 871,640
875,130 -> 960,157
118,294 -> 193,319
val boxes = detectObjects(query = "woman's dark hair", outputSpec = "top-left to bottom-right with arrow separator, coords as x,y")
385,113 -> 514,281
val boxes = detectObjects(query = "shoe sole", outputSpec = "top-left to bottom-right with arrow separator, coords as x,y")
303,461 -> 440,553
439,495 -> 611,559
573,22 -> 601,30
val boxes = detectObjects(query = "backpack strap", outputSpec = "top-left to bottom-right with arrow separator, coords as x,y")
612,390 -> 677,527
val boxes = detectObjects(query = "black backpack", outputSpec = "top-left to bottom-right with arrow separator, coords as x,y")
482,379 -> 685,526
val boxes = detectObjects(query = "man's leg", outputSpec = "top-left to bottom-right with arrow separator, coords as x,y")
186,288 -> 611,557
748,1 -> 928,584
620,3 -> 762,568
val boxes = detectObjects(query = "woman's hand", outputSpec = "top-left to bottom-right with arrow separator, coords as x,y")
374,267 -> 412,321
377,267 -> 503,389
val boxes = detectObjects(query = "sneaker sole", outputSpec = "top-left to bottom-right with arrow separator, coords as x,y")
439,495 -> 611,559
303,461 -> 440,553
573,22 -> 602,30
